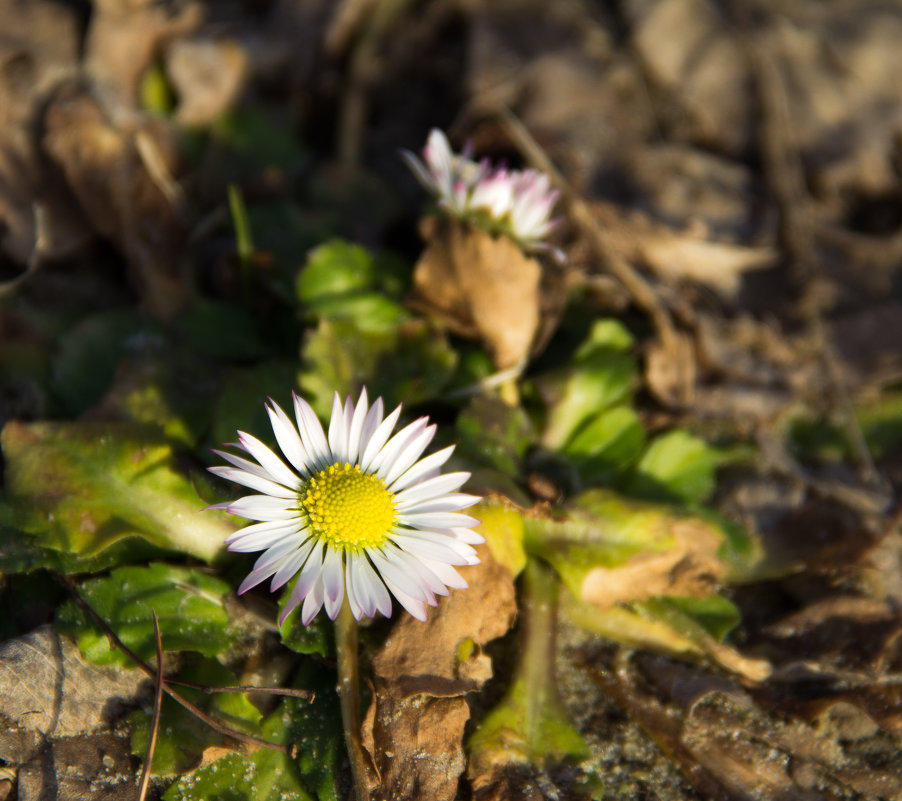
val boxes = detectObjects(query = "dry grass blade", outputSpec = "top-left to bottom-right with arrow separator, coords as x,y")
136,610 -> 164,801
56,573 -> 301,757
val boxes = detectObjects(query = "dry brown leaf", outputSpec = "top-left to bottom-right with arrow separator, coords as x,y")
85,0 -> 204,108
580,518 -> 726,610
0,626 -> 145,764
361,546 -> 517,801
0,0 -> 92,267
167,38 -> 249,127
644,330 -> 696,408
412,217 -> 541,370
42,85 -> 188,319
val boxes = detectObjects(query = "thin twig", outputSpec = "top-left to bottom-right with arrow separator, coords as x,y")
137,611 -> 164,801
56,574 -> 300,757
495,108 -> 679,349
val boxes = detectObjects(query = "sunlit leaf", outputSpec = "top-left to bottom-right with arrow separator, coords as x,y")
297,240 -> 407,332
534,319 -> 637,450
2,421 -> 232,561
55,563 -> 236,667
563,405 -> 645,484
471,498 -> 528,577
626,429 -> 719,504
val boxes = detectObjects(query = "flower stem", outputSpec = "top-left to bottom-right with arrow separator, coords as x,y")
335,603 -> 371,801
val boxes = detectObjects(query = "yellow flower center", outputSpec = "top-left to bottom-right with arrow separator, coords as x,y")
300,463 -> 396,551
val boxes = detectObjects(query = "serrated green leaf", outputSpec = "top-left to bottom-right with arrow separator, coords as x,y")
2,421 -> 232,561
298,318 -> 456,418
55,563 -> 236,667
626,429 -> 718,504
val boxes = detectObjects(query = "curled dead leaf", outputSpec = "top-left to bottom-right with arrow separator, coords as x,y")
361,545 -> 517,801
580,518 -> 726,610
42,85 -> 188,319
412,217 -> 542,370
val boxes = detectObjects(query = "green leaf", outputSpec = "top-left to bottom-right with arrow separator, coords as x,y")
279,601 -> 332,658
162,667 -> 341,801
456,394 -> 535,475
298,318 -> 456,418
563,405 -> 645,484
130,656 -> 262,775
297,240 -> 407,332
472,499 -> 528,577
468,562 -> 587,769
55,563 -> 236,667
535,319 -> 637,450
297,240 -> 377,302
648,595 -> 742,641
2,421 -> 232,561
626,429 -> 719,504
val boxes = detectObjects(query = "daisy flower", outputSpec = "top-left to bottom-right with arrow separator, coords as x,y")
402,128 -> 563,259
209,389 -> 483,625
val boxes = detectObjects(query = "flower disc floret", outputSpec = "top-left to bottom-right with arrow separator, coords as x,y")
302,463 -> 395,551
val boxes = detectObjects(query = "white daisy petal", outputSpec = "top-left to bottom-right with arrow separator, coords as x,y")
380,577 -> 428,621
271,538 -> 317,590
368,548 -> 433,604
415,556 -> 468,590
388,531 -> 472,565
266,400 -> 311,476
388,546 -> 451,597
224,495 -> 297,521
346,387 -> 369,463
344,555 -> 363,620
357,395 -> 384,457
279,540 -> 325,624
237,431 -> 300,489
301,575 -> 325,625
395,493 -> 481,514
393,472 -> 471,507
209,466 -> 297,499
293,393 -> 331,468
358,554 -> 392,617
379,424 -> 438,485
322,547 -> 345,619
368,418 -> 429,476
397,511 -> 480,530
389,445 -> 455,491
360,403 -> 403,470
271,549 -> 308,591
328,392 -> 349,463
211,449 -> 277,483
227,521 -> 305,552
